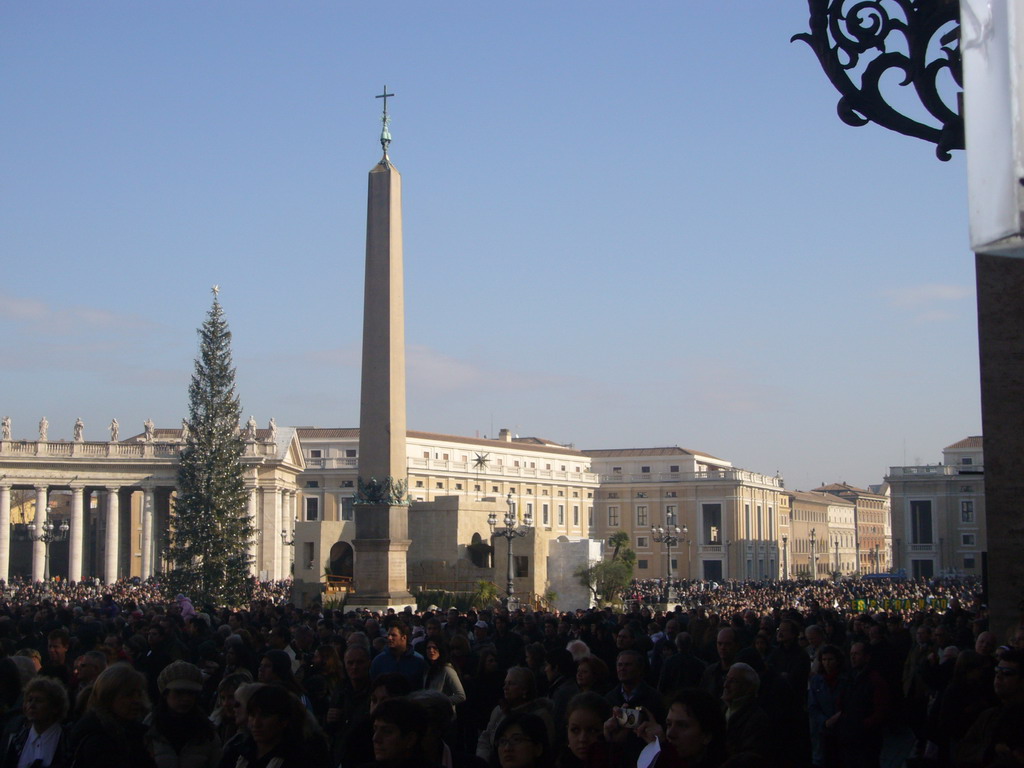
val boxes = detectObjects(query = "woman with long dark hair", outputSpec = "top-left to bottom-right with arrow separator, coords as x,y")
422,637 -> 466,709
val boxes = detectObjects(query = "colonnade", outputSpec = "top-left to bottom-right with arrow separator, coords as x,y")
0,482 -> 301,584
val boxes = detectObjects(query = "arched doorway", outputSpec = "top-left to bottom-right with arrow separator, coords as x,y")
329,541 -> 354,579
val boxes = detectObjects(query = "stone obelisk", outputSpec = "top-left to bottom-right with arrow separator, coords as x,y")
351,87 -> 414,609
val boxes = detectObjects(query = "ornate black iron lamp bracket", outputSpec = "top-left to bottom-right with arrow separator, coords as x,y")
793,0 -> 964,161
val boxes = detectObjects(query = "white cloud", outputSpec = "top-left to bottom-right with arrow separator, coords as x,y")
883,283 -> 972,309
0,294 -> 157,335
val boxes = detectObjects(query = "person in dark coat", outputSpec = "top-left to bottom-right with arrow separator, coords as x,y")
68,662 -> 156,768
722,662 -> 773,763
836,642 -> 891,768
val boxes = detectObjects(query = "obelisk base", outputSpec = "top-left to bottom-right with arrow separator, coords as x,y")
351,503 -> 415,611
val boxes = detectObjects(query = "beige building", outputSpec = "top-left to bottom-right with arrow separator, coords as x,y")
885,436 -> 985,578
584,447 -> 784,582
291,428 -> 601,609
814,482 -> 892,573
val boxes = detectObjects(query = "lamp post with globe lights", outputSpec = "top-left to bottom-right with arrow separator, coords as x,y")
489,492 -> 532,610
651,517 -> 684,602
28,518 -> 69,582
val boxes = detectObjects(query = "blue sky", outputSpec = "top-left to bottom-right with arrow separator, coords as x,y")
1,3 -> 979,491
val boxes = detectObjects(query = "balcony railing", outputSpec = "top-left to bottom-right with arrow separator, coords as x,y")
600,469 -> 782,487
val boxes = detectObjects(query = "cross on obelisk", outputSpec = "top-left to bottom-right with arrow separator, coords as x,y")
376,86 -> 394,156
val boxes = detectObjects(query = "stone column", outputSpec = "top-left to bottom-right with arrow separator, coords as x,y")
104,487 -> 120,584
31,486 -> 48,583
0,485 -> 10,581
262,487 -> 280,580
69,485 -> 85,583
976,253 -> 1024,633
140,485 -> 154,579
246,488 -> 259,576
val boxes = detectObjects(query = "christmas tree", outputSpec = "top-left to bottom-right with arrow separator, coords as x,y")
164,289 -> 254,606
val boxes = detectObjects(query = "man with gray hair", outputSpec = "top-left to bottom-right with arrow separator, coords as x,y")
722,661 -> 772,760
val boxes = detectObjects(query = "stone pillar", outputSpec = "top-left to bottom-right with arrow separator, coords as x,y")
140,485 -> 154,579
69,485 -> 85,583
246,487 -> 259,576
976,253 -> 1024,633
104,487 -> 120,584
31,486 -> 48,583
262,487 -> 280,580
0,485 -> 10,582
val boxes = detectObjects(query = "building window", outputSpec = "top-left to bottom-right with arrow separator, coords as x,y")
670,465 -> 680,473
963,556 -> 976,569
573,505 -> 580,526
962,534 -> 976,546
608,506 -> 619,527
513,556 -> 529,577
341,480 -> 354,488
492,486 -> 499,493
636,506 -> 648,527
961,457 -> 973,465
474,484 -> 481,491
572,491 -> 579,498
666,491 -> 677,498
436,482 -> 443,489
637,559 -> 648,570
305,481 -> 319,488
526,489 -> 533,494
558,505 -> 565,525
702,503 -> 722,544
423,452 -> 429,459
961,500 -> 974,523
455,483 -> 463,490
637,536 -> 649,548
612,467 -> 621,474
309,450 -> 322,459
341,498 -> 353,521
960,485 -> 973,493
608,492 -> 619,499
543,504 -> 550,526
558,490 -> 564,497
526,502 -> 533,520
305,496 -> 319,521
745,504 -> 751,537
910,500 -> 933,544
415,481 -> 424,488
637,491 -> 647,498
641,466 -> 650,473
588,506 -> 594,527
345,449 -> 357,458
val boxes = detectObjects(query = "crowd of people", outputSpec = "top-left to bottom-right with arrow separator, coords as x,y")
0,575 -> 1018,768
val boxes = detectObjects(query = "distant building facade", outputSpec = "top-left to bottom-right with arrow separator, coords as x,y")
885,436 -> 985,578
814,482 -> 892,574
584,447 -> 784,582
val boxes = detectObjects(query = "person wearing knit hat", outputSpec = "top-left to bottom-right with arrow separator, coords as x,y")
146,661 -> 221,767
157,660 -> 204,694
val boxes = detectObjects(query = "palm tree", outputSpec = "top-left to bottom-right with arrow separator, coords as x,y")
609,530 -> 631,561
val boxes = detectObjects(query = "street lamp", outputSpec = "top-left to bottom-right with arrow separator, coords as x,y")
834,535 -> 840,578
809,527 -> 817,580
488,492 -> 532,611
781,534 -> 789,580
651,520 -> 682,601
27,518 -> 69,582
